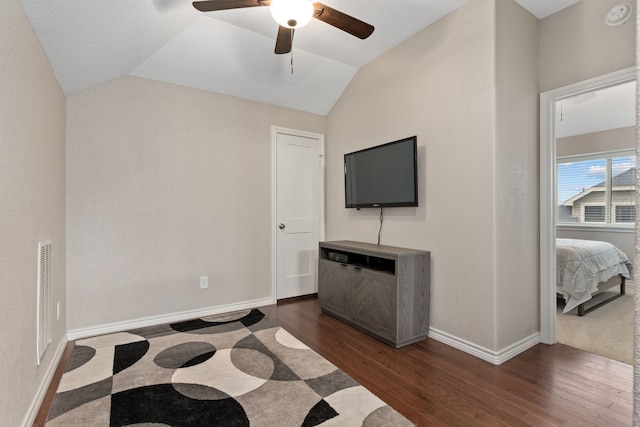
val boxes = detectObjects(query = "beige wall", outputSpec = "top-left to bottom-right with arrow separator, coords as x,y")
326,0 -> 503,350
66,76 -> 325,331
0,0 -> 67,425
539,0 -> 636,92
494,0 -> 539,350
556,126 -> 635,157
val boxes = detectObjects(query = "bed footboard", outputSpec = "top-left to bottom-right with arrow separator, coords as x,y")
576,276 -> 626,316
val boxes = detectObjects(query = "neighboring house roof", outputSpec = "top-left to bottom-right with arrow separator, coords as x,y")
563,167 -> 636,206
593,167 -> 636,188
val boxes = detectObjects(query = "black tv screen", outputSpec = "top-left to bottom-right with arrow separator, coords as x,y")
344,136 -> 418,208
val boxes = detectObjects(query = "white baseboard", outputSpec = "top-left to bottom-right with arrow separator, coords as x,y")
21,338 -> 68,427
67,297 -> 275,341
23,297 -> 275,426
428,328 -> 540,365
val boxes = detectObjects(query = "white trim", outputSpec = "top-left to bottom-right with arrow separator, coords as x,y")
564,186 -> 635,208
613,188 -> 636,194
271,127 -> 278,303
67,297 -> 273,340
563,187 -> 602,206
21,338 -> 67,427
557,223 -> 635,233
539,67 -> 636,345
270,126 -> 325,301
428,328 -> 540,365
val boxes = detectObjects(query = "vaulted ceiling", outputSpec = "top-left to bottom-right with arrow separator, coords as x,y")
19,0 -> 580,115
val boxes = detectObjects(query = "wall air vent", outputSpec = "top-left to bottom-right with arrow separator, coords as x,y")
36,240 -> 52,365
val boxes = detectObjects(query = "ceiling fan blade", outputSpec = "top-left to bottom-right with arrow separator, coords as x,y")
312,2 -> 374,39
192,0 -> 269,12
275,26 -> 293,54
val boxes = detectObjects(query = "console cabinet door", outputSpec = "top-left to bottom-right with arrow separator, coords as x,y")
318,259 -> 351,320
350,268 -> 397,342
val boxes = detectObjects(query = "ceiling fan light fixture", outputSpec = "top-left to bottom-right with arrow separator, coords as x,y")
270,0 -> 314,29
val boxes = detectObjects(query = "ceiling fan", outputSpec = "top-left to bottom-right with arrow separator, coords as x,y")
192,0 -> 375,54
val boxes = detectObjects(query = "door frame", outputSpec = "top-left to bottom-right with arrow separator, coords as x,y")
271,126 -> 325,302
539,67 -> 635,344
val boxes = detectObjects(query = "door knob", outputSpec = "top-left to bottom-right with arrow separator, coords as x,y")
279,223 -> 286,230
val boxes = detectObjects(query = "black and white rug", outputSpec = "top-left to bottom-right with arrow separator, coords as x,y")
46,309 -> 413,426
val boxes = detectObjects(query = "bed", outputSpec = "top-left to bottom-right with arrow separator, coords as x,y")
556,238 -> 632,316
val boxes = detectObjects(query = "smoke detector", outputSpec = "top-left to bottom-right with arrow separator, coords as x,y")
605,3 -> 632,26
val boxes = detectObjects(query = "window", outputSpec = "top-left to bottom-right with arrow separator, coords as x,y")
557,152 -> 636,225
615,205 -> 635,223
584,205 -> 605,222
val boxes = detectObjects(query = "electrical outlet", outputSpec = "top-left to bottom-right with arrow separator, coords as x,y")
200,276 -> 208,289
56,302 -> 60,320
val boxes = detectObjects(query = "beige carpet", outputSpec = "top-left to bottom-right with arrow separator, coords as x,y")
556,282 -> 634,364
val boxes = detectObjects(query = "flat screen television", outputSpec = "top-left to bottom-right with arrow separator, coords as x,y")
344,136 -> 418,208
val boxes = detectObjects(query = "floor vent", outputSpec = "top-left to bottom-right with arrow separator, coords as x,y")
37,239 -> 52,366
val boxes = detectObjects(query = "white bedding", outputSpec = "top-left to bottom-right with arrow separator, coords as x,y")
556,238 -> 632,313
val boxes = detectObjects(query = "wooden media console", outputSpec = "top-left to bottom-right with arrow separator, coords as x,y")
318,240 -> 430,348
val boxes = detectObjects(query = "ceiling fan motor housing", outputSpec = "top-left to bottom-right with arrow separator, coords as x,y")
192,0 -> 375,55
270,0 -> 314,29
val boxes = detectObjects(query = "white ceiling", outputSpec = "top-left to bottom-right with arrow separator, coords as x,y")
556,80 -> 637,138
18,0 -> 580,115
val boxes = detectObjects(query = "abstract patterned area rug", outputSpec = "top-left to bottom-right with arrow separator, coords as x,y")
46,309 -> 413,426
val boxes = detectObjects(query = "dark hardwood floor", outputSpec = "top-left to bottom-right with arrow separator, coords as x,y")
33,340 -> 74,427
35,295 -> 633,426
260,296 -> 632,426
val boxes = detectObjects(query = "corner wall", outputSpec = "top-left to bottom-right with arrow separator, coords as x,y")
325,0 -> 540,358
325,0 -> 500,351
0,0 -> 67,425
494,0 -> 539,350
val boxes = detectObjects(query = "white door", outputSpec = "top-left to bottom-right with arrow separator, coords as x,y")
274,128 -> 324,299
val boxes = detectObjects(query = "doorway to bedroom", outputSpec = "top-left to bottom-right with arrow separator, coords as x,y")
540,69 -> 636,364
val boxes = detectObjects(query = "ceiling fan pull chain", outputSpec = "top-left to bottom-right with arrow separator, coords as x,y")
290,29 -> 295,74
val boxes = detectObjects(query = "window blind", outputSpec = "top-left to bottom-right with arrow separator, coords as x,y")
557,153 -> 636,225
